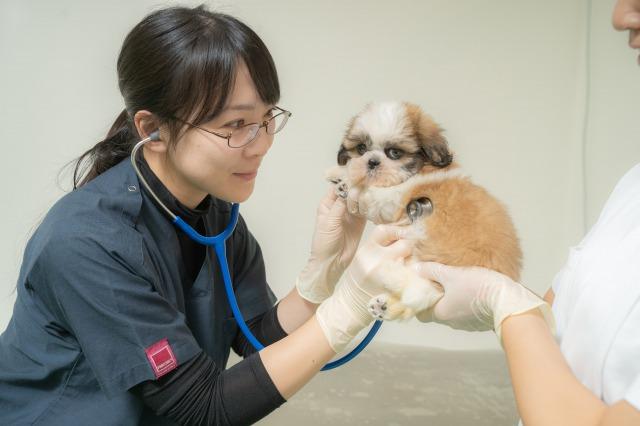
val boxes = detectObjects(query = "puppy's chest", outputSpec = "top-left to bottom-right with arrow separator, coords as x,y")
359,185 -> 407,224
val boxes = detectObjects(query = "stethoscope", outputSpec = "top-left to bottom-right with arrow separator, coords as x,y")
131,131 -> 382,371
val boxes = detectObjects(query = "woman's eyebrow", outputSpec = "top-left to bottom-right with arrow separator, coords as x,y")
207,104 -> 274,123
223,103 -> 256,111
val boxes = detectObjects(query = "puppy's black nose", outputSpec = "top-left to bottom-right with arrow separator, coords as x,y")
368,158 -> 380,170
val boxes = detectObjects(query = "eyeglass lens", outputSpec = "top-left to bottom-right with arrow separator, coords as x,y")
228,112 -> 289,147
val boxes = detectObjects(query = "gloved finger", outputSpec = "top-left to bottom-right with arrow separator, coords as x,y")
370,224 -> 413,247
328,194 -> 347,219
415,307 -> 434,323
315,188 -> 335,217
325,186 -> 338,202
319,187 -> 338,212
344,209 -> 367,232
383,239 -> 415,260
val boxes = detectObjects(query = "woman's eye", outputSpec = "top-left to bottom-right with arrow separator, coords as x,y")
356,144 -> 367,155
385,148 -> 404,160
224,119 -> 245,129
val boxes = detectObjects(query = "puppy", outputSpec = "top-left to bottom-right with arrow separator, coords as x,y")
327,102 -> 522,320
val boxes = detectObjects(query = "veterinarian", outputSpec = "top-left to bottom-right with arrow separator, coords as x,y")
414,0 -> 640,424
0,7 -> 416,425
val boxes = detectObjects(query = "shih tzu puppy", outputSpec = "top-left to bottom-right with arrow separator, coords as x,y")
327,102 -> 522,320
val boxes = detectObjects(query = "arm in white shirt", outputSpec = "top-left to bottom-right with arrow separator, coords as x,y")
502,298 -> 640,426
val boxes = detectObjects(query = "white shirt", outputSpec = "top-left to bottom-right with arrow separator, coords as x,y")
552,163 -> 640,410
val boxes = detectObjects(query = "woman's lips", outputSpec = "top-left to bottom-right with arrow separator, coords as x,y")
233,171 -> 258,181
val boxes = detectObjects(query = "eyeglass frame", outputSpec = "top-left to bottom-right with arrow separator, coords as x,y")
171,106 -> 292,148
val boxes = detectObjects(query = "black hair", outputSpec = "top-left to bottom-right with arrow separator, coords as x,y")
72,5 -> 280,188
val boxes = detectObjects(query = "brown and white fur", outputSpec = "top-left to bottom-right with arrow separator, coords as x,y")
326,102 -> 522,321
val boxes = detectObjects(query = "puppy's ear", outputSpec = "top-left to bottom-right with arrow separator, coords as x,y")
405,103 -> 453,168
337,115 -> 358,166
337,145 -> 350,166
420,133 -> 453,168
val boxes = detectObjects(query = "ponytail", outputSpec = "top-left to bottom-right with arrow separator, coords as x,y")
73,109 -> 136,189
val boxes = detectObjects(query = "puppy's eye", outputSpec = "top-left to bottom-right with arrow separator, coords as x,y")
356,144 -> 367,155
406,197 -> 433,222
385,148 -> 404,160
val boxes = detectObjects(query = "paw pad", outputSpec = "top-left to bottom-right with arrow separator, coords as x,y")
367,295 -> 389,320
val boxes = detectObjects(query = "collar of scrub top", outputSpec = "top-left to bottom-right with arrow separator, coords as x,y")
129,130 -> 382,371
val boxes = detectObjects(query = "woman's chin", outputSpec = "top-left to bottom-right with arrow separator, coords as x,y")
233,193 -> 252,203
215,187 -> 254,204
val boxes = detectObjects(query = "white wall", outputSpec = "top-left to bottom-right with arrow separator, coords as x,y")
0,0 -> 630,351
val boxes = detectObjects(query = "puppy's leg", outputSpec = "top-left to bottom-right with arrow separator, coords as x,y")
366,260 -> 412,321
367,261 -> 443,321
368,293 -> 406,321
365,260 -> 406,320
399,275 -> 443,318
369,259 -> 408,294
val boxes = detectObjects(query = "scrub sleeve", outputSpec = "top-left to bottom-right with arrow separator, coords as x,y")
34,230 -> 202,397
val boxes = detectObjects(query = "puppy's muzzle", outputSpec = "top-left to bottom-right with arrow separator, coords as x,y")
368,158 -> 381,170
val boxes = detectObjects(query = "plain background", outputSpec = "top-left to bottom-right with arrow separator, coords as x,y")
1,0 -> 639,351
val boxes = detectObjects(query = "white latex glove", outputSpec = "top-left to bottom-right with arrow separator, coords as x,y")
296,188 -> 366,303
414,262 -> 555,341
315,225 -> 415,353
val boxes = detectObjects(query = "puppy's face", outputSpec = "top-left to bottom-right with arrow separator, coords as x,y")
337,102 -> 452,188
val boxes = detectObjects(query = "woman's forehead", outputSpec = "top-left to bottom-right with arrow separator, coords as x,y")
223,64 -> 263,111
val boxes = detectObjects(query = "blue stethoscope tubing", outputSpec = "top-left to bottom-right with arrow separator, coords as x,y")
132,131 -> 382,371
174,205 -> 382,371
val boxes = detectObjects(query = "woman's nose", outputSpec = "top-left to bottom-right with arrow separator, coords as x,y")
243,128 -> 273,157
612,0 -> 640,31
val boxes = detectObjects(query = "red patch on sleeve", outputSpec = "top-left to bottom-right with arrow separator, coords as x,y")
145,338 -> 178,379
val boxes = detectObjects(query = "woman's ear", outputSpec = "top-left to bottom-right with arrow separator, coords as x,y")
133,110 -> 166,152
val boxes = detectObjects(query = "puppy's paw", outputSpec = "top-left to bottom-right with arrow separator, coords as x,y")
336,181 -> 349,199
368,294 -> 390,320
325,166 -> 349,199
368,293 -> 409,321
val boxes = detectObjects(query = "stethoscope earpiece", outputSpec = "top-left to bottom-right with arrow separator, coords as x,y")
148,130 -> 161,141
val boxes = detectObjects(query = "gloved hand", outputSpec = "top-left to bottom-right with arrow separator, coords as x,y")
315,225 -> 415,353
414,262 -> 555,341
296,188 -> 367,304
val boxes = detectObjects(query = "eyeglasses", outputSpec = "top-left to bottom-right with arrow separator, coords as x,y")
174,106 -> 292,148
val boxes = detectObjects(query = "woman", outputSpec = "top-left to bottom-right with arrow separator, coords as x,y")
0,6 -> 414,425
416,0 -> 640,424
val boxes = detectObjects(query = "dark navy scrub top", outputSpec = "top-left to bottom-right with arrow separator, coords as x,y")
0,159 -> 277,425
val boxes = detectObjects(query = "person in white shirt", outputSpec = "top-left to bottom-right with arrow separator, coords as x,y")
414,0 -> 640,424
